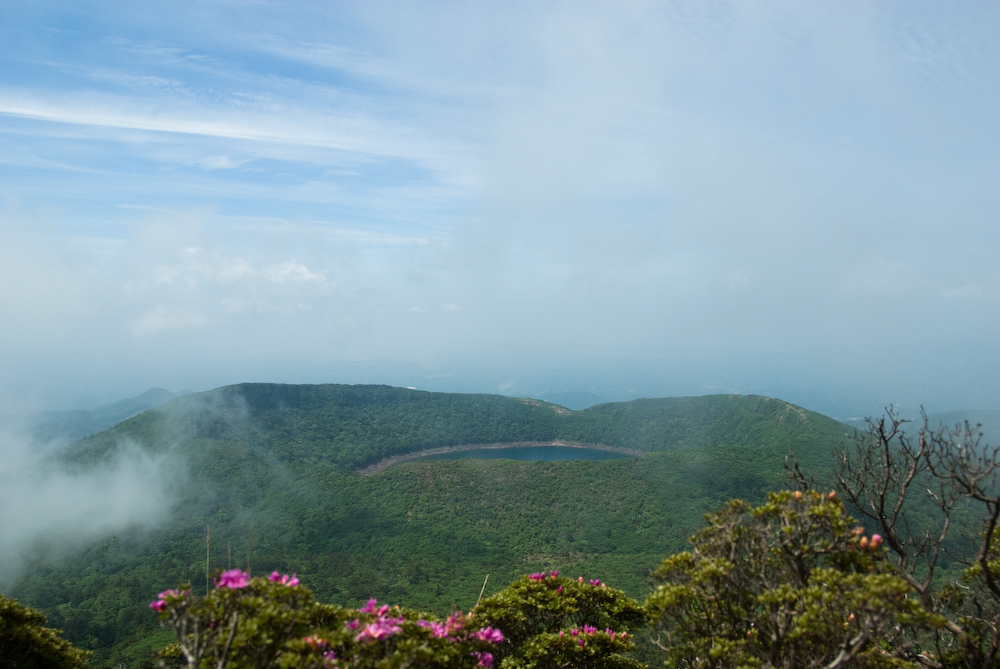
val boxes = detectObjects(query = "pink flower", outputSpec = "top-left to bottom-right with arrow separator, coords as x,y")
529,572 -> 545,581
583,625 -> 597,634
360,598 -> 379,613
356,618 -> 402,642
149,588 -> 187,611
550,570 -> 559,578
268,571 -> 300,586
215,569 -> 250,590
578,639 -> 585,647
871,534 -> 883,547
346,619 -> 359,631
419,620 -> 449,638
471,651 -> 494,668
556,586 -> 563,594
474,627 -> 504,644
445,613 -> 466,636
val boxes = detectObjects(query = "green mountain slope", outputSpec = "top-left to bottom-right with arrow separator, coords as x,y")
9,384 -> 850,668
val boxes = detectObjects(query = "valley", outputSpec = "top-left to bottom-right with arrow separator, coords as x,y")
5,384 -> 850,667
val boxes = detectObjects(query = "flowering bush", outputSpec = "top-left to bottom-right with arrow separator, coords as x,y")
471,572 -> 647,669
151,570 -> 504,669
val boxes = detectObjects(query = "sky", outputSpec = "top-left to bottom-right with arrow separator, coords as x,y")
1,0 -> 999,418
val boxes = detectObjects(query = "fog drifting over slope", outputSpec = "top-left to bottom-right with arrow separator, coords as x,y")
0,1 -> 998,417
0,427 -> 179,586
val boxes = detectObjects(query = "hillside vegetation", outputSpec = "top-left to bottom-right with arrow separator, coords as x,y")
7,384 -> 849,668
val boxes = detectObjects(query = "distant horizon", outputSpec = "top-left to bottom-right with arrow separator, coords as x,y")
28,374 -> 1000,425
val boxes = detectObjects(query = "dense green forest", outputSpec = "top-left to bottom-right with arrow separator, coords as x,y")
4,384 -> 850,667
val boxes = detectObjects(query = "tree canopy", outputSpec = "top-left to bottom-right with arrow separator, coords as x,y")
0,593 -> 90,669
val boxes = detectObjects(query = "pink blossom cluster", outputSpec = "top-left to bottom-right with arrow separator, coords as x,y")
416,612 -> 466,640
557,623 -> 627,648
473,627 -> 504,644
470,650 -> 494,668
268,571 -> 300,586
528,570 -> 560,581
149,588 -> 188,612
359,598 -> 390,615
216,569 -> 250,590
352,600 -> 404,643
355,617 -> 403,642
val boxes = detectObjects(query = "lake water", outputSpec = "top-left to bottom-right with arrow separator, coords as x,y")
413,446 -> 636,463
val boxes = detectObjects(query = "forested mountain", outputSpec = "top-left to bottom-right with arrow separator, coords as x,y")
12,388 -> 190,446
7,384 -> 850,667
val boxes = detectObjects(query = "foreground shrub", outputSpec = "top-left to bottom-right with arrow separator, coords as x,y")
0,593 -> 91,669
644,490 -> 928,668
472,572 -> 647,669
151,570 -> 503,668
150,569 -> 644,669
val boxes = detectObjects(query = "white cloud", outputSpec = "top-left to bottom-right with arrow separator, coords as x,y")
199,156 -> 246,170
261,260 -> 325,284
131,305 -> 205,336
125,247 -> 325,291
0,90 -> 468,174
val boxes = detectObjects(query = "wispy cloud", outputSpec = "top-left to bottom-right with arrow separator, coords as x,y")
0,92 -> 457,163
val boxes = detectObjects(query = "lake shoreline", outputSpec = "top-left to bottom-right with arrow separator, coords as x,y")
356,440 -> 643,476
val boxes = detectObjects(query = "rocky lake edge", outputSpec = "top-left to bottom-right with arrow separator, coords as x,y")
356,440 -> 644,476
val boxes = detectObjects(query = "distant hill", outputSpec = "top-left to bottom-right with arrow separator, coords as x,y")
10,384 -> 851,668
16,388 -> 191,445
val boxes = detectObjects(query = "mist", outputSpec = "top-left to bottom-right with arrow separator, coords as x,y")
0,427 -> 179,586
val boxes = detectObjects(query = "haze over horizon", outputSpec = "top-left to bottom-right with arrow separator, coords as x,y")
2,1 -> 999,419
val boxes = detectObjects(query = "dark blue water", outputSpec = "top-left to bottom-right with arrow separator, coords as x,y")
415,446 -> 635,463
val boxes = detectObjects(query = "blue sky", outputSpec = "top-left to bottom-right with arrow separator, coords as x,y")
1,1 -> 998,417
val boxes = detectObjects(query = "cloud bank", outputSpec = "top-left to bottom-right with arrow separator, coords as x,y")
0,1 -> 998,416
